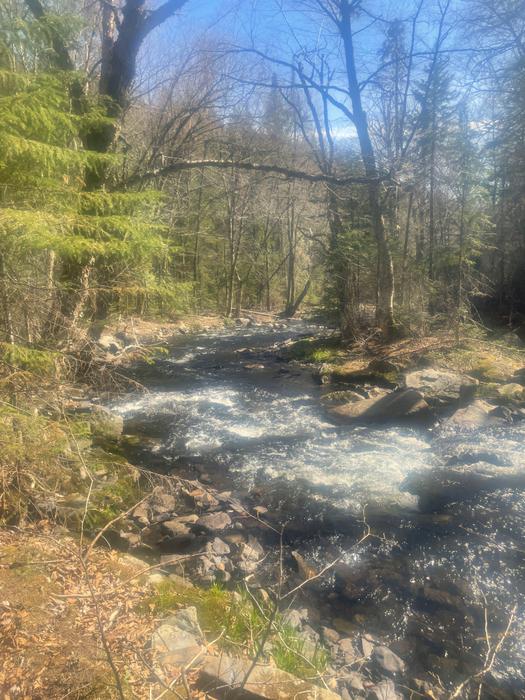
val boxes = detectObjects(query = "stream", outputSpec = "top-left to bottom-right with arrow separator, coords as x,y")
115,322 -> 525,698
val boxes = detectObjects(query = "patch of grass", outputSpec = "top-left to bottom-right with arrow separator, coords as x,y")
272,625 -> 329,678
285,335 -> 343,363
143,579 -> 329,680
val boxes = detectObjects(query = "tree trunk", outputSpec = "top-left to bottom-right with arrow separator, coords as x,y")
340,1 -> 395,338
0,253 -> 14,344
400,189 -> 414,306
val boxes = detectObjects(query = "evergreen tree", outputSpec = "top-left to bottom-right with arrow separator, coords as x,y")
0,12 -> 168,346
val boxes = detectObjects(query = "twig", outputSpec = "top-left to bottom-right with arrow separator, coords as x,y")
448,604 -> 517,699
79,556 -> 126,700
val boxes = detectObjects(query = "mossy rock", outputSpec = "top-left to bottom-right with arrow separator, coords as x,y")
89,406 -> 124,444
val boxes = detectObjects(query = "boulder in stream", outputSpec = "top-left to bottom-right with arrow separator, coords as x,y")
329,388 -> 428,422
444,399 -> 509,429
404,368 -> 478,405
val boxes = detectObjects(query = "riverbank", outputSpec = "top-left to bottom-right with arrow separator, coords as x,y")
2,317 -> 525,698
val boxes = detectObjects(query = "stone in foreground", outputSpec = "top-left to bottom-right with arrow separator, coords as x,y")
199,654 -> 340,699
152,606 -> 204,668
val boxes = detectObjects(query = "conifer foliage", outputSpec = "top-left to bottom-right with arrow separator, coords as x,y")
0,11 -> 169,347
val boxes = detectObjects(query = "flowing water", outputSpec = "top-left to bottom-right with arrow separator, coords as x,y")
115,322 -> 525,697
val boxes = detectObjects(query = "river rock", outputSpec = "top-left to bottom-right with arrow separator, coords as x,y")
341,671 -> 365,693
368,679 -> 402,700
322,626 -> 340,644
98,334 -> 123,354
372,645 -> 406,675
89,405 -> 124,443
149,488 -> 178,517
199,654 -> 341,699
338,637 -> 356,664
329,388 -> 428,422
283,608 -> 309,630
194,511 -> 232,533
160,520 -> 196,547
444,400 -> 508,429
207,537 -> 230,556
361,634 -> 376,657
152,606 -> 204,668
404,368 -> 478,405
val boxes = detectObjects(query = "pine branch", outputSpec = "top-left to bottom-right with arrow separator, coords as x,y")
24,0 -> 74,71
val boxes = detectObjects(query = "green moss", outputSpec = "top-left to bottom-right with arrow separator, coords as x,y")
422,338 -> 525,383
143,579 -> 329,681
0,341 -> 61,377
285,336 -> 343,363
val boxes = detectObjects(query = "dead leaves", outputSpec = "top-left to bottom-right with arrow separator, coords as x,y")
0,525 -> 168,699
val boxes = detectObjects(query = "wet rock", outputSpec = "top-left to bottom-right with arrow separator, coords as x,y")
152,606 -> 204,668
194,511 -> 232,533
445,450 -> 507,467
322,389 -> 367,405
333,618 -> 358,636
199,654 -> 341,699
89,405 -> 124,443
361,634 -> 376,657
368,679 -> 402,700
329,388 -> 428,422
405,368 -> 478,406
419,586 -> 465,611
372,645 -> 406,675
444,400 -> 507,429
413,678 -> 445,699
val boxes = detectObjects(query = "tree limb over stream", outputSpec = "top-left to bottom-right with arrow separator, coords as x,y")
124,159 -> 387,188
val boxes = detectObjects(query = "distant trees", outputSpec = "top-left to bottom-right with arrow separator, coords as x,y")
1,0 -> 525,348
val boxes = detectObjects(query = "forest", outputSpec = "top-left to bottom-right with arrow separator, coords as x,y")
1,0 -> 524,342
1,1 -> 525,699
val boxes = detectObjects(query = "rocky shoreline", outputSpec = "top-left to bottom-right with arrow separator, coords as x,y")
66,322 -> 525,699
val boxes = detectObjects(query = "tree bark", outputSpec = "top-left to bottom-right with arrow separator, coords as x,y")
339,0 -> 395,338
